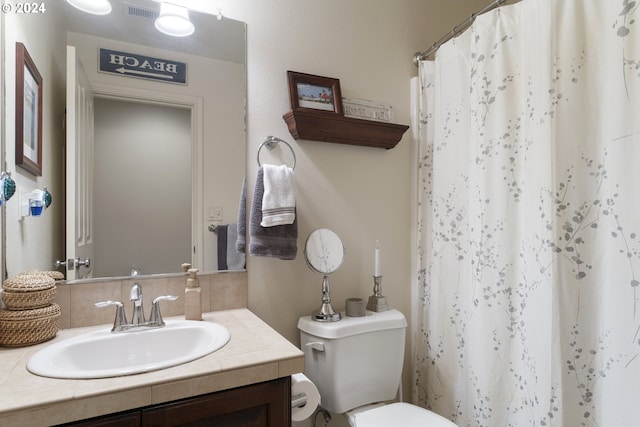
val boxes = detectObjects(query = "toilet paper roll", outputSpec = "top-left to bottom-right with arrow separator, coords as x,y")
291,372 -> 321,421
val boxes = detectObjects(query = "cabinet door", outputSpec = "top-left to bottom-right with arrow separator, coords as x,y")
142,377 -> 291,427
55,410 -> 140,427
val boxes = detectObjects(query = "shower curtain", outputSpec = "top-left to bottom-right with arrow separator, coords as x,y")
414,0 -> 640,425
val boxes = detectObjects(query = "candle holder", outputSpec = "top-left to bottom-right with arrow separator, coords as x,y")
366,275 -> 388,312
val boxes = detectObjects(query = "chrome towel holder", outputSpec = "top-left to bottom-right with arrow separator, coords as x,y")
256,135 -> 296,170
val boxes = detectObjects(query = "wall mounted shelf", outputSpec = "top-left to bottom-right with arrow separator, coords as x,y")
283,110 -> 409,150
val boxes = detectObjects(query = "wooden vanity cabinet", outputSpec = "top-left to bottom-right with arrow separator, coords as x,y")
142,376 -> 291,426
57,377 -> 291,427
57,412 -> 140,427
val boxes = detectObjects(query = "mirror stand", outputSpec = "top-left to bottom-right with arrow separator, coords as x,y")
304,228 -> 345,323
312,275 -> 341,322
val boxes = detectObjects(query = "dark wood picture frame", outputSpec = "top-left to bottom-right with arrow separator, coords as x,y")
15,42 -> 43,176
287,71 -> 343,115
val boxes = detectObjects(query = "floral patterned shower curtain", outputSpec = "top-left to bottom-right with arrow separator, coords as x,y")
414,0 -> 640,425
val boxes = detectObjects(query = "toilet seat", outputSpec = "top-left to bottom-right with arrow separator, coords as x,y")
349,402 -> 457,427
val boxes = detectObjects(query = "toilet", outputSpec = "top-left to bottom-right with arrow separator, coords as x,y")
298,309 -> 457,426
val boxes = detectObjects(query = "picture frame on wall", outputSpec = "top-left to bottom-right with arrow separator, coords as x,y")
15,42 -> 43,176
287,71 -> 343,115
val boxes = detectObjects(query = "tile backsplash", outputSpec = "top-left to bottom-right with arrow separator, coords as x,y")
53,271 -> 247,329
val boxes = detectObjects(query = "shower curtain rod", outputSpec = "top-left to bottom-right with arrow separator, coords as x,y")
413,0 -> 507,65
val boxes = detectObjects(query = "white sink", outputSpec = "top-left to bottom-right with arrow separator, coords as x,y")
27,320 -> 230,379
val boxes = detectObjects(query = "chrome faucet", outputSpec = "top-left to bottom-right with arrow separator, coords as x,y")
130,282 -> 145,326
95,283 -> 178,333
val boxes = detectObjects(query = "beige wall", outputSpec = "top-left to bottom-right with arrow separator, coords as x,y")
226,0 -> 492,332
213,1 -> 492,418
4,7 -> 66,276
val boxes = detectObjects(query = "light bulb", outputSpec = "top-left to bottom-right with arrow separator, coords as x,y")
155,3 -> 195,37
65,0 -> 111,15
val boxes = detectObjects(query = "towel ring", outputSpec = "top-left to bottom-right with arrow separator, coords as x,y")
257,135 -> 296,170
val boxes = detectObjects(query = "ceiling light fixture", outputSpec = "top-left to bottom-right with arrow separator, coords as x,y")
155,2 -> 195,37
65,0 -> 112,15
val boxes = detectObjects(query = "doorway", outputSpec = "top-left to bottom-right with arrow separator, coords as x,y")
92,98 -> 191,277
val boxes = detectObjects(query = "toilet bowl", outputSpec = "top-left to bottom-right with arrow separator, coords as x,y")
298,309 -> 457,426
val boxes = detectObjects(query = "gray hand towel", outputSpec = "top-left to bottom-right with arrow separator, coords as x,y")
236,177 -> 246,252
227,223 -> 246,270
249,167 -> 298,260
217,224 -> 229,270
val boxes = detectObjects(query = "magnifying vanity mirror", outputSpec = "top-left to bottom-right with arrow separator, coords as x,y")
304,228 -> 345,322
3,1 -> 247,281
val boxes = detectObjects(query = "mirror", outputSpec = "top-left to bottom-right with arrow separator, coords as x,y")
304,228 -> 345,322
304,228 -> 345,274
4,1 -> 246,281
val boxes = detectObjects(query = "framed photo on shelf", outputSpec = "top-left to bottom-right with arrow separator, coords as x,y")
287,71 -> 343,115
15,42 -> 43,176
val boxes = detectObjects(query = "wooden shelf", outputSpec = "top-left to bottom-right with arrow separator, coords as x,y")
283,110 -> 409,149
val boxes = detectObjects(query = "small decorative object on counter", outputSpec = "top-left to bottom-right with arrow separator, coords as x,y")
367,241 -> 388,312
366,275 -> 389,312
2,274 -> 56,310
0,304 -> 61,347
345,297 -> 365,317
304,229 -> 345,322
184,268 -> 202,321
19,270 -> 64,281
0,273 -> 61,347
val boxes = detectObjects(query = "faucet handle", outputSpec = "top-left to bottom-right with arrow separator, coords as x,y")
95,301 -> 128,332
149,295 -> 179,326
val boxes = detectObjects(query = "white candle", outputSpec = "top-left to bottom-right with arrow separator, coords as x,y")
375,240 -> 381,277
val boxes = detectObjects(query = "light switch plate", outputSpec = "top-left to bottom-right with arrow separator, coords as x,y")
209,206 -> 223,221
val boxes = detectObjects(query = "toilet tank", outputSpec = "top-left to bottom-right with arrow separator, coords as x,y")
298,309 -> 407,414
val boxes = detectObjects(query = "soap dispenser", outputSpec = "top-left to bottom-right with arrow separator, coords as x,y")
184,268 -> 202,320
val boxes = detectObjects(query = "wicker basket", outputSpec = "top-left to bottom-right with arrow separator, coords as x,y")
0,303 -> 60,347
19,270 -> 65,281
2,274 -> 56,310
3,274 -> 55,291
2,287 -> 57,310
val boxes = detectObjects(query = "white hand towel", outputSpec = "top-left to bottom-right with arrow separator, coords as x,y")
261,164 -> 296,227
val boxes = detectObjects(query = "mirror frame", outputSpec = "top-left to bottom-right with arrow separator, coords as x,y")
1,11 -> 5,282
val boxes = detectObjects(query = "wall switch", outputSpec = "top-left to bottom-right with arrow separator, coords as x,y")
209,206 -> 223,221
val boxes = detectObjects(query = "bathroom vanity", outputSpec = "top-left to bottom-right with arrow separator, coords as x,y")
0,309 -> 304,426
59,377 -> 290,426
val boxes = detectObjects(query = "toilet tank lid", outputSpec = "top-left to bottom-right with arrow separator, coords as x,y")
297,309 -> 407,339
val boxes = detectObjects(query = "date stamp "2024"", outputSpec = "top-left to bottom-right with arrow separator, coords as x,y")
1,2 -> 46,14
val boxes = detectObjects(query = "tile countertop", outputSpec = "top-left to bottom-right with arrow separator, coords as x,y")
0,309 -> 304,426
